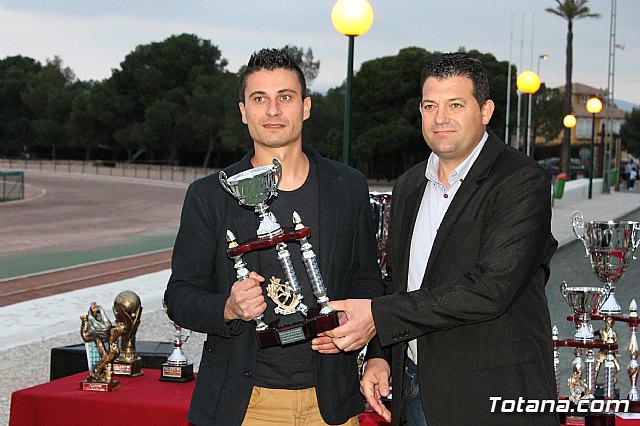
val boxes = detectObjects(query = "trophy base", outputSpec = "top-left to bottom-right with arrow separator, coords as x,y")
159,362 -> 195,383
113,358 -> 144,377
599,293 -> 622,316
256,308 -> 339,348
562,413 -> 615,426
80,379 -> 120,392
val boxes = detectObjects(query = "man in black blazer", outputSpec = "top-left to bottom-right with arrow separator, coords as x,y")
328,53 -> 559,425
164,48 -> 383,425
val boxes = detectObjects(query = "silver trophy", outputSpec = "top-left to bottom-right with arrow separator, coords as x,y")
160,300 -> 194,382
219,159 -> 338,348
561,281 -> 611,341
369,191 -> 392,279
219,158 -> 282,238
571,210 -> 640,314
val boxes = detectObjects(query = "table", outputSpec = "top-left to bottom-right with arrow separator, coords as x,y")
10,369 -> 194,426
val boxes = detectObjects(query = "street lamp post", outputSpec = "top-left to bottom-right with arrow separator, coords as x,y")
331,0 -> 374,165
516,71 -> 541,156
537,54 -> 549,75
586,97 -> 603,199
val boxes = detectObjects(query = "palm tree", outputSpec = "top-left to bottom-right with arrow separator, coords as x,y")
546,0 -> 600,176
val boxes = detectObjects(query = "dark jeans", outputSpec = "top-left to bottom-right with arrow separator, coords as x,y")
404,358 -> 428,426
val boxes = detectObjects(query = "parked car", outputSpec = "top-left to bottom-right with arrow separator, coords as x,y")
537,157 -> 588,180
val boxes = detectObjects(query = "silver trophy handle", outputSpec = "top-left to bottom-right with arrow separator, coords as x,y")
634,222 -> 640,254
560,281 -> 568,302
571,210 -> 590,258
597,282 -> 612,313
272,158 -> 282,190
218,171 -> 238,201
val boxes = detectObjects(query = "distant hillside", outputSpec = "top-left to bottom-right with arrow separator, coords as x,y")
616,99 -> 638,112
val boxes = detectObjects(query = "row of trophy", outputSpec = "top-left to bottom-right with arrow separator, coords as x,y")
79,291 -> 194,391
554,210 -> 640,422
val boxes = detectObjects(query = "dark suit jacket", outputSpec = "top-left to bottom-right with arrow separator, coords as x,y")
367,132 -> 559,425
164,145 -> 384,425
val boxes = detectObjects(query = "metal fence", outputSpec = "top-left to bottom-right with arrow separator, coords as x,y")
0,170 -> 25,202
0,159 -> 216,184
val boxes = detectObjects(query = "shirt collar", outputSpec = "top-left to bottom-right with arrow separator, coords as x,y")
425,131 -> 488,185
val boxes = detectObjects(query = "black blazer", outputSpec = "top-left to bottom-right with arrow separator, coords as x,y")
367,132 -> 560,425
164,145 -> 384,425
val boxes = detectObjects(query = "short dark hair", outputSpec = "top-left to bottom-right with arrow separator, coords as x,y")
420,53 -> 490,107
238,48 -> 307,102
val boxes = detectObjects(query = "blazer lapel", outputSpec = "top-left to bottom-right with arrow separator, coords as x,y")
425,133 -> 504,274
315,152 -> 339,288
394,167 -> 428,292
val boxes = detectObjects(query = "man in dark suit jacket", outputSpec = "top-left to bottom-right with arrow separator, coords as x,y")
328,53 -> 559,425
164,48 -> 383,425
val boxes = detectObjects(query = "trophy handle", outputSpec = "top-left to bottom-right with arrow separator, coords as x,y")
634,222 -> 640,254
571,210 -> 589,258
272,158 -> 282,192
218,171 -> 238,200
598,282 -> 612,313
560,281 -> 568,302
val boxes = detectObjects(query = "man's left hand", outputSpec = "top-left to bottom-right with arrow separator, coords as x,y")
325,299 -> 376,352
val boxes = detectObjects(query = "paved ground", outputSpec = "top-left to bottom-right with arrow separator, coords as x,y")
2,169 -> 640,425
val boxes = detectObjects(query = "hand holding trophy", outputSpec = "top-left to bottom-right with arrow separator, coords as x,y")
219,159 -> 339,348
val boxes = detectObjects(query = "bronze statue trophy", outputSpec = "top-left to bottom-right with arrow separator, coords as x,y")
112,290 -> 144,377
160,299 -> 195,382
80,302 -> 126,391
220,159 -> 339,348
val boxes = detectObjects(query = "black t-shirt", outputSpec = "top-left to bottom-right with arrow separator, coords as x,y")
254,158 -> 320,389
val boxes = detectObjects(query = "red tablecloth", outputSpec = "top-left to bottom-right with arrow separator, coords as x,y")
9,369 -> 194,426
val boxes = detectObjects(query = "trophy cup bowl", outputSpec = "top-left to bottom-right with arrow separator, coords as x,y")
219,158 -> 283,238
561,281 -> 611,342
571,211 -> 640,315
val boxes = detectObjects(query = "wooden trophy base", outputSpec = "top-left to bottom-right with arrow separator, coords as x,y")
256,308 -> 339,348
113,358 -> 144,377
80,379 -> 120,392
159,363 -> 195,383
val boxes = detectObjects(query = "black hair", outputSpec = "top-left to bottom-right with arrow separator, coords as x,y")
420,52 -> 490,106
238,48 -> 307,102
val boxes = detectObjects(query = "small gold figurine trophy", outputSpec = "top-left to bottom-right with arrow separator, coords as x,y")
80,302 -> 126,391
112,290 -> 144,377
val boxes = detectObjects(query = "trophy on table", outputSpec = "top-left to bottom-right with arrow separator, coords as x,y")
79,302 -> 126,391
160,299 -> 195,382
112,290 -> 144,377
561,281 -> 611,342
571,210 -> 640,314
219,158 -> 339,348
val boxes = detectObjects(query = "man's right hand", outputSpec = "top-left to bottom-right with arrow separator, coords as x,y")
361,357 -> 392,422
223,272 -> 266,322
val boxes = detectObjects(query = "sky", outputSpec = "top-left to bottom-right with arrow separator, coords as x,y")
1,0 -> 639,107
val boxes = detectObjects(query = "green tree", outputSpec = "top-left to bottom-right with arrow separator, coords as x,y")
531,85 -> 564,158
282,45 -> 320,86
546,0 -> 600,175
0,56 -> 42,156
108,33 -> 227,163
621,108 -> 640,155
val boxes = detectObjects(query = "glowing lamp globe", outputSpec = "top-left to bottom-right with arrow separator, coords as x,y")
331,0 -> 374,36
516,71 -> 541,94
563,114 -> 577,128
586,98 -> 603,114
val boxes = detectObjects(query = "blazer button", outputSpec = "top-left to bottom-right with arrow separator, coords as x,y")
244,370 -> 253,378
